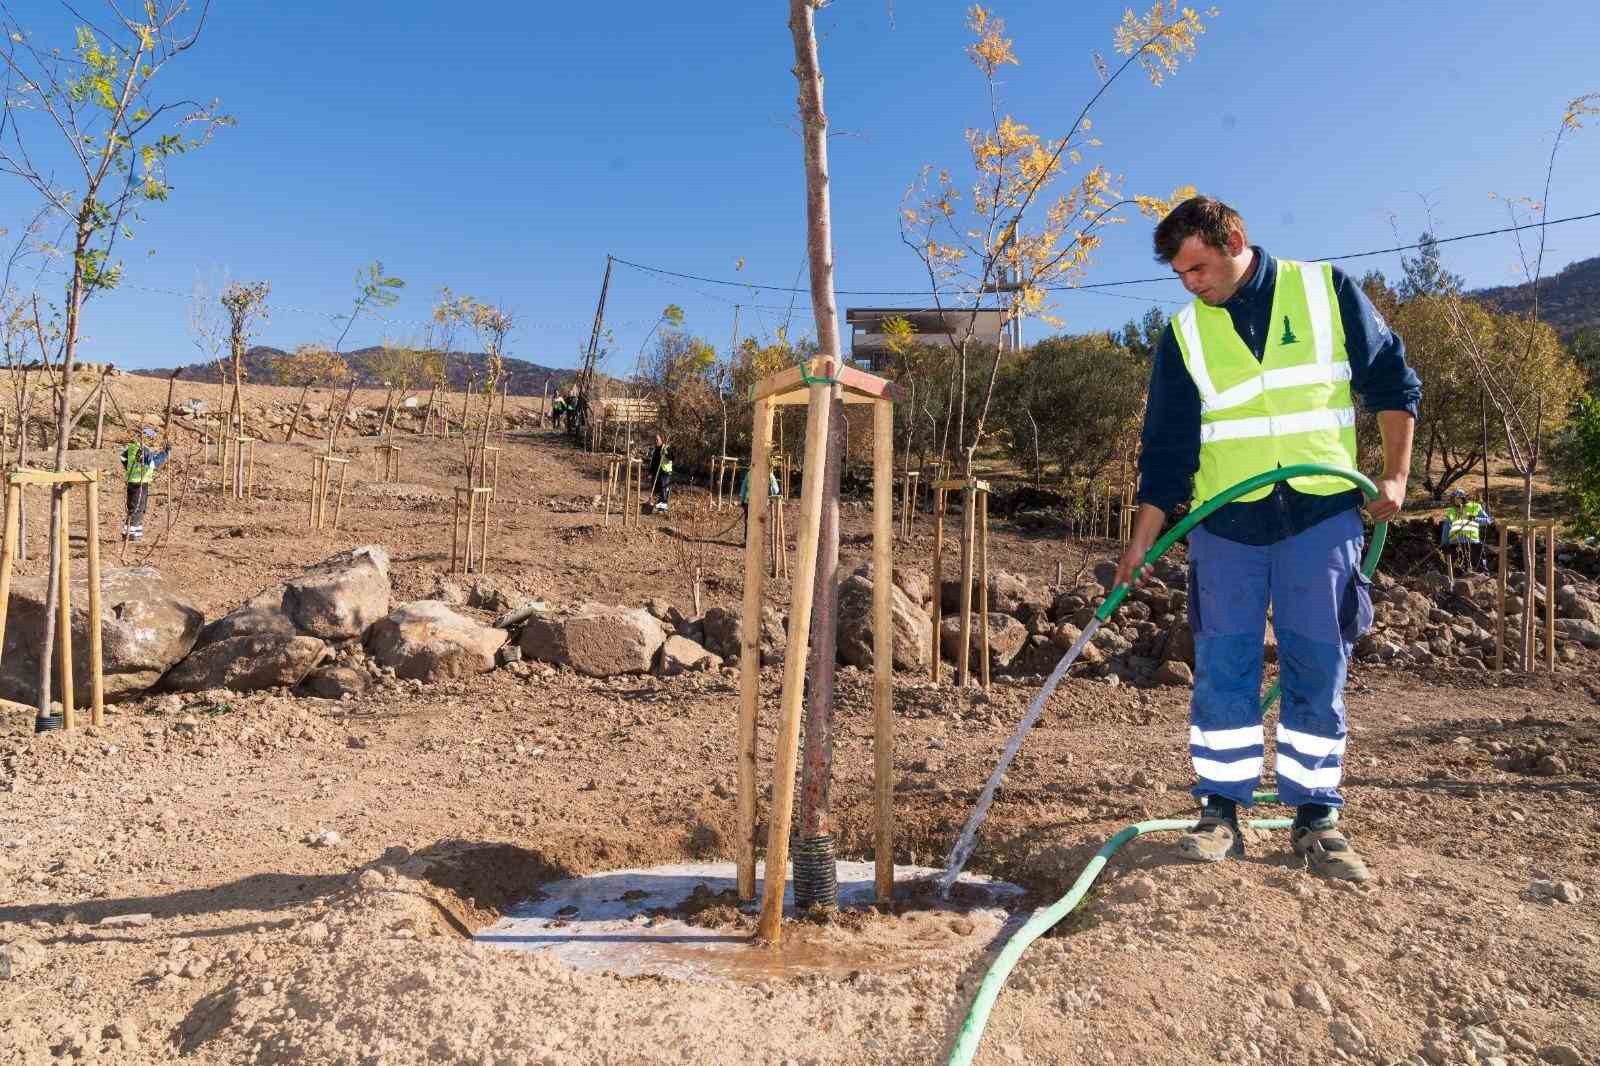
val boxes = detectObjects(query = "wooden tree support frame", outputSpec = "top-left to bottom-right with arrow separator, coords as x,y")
451,486 -> 494,573
711,455 -> 742,513
467,445 -> 501,491
219,436 -> 257,500
770,451 -> 794,500
1495,520 -> 1557,674
737,357 -> 905,945
602,456 -> 643,529
308,456 -> 350,531
0,469 -> 105,730
931,478 -> 991,690
377,443 -> 402,483
898,469 -> 919,540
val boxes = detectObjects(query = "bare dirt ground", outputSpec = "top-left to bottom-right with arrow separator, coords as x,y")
1,375 -> 1597,1065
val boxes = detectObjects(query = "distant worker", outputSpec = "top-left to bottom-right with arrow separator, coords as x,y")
646,432 -> 672,514
551,393 -> 566,428
120,426 -> 170,542
739,466 -> 782,523
1440,487 -> 1491,573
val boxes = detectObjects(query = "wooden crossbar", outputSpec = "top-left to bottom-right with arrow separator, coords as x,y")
8,469 -> 96,486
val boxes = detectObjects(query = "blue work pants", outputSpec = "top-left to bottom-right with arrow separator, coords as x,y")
1186,507 -> 1372,809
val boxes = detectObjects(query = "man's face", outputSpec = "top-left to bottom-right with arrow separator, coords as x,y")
1169,231 -> 1248,306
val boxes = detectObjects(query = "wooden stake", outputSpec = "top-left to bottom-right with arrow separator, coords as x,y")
871,398 -> 895,902
1494,522 -> 1507,672
1523,522 -> 1535,671
736,397 -> 774,901
93,380 -> 107,449
481,488 -> 492,571
978,487 -> 990,691
931,485 -> 944,682
756,370 -> 834,943
451,489 -> 461,572
1545,521 -> 1556,672
957,484 -> 976,687
0,484 -> 20,667
56,491 -> 75,732
332,461 -> 349,531
84,474 -> 103,727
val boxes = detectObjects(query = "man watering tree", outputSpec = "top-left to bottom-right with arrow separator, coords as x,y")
1112,196 -> 1421,882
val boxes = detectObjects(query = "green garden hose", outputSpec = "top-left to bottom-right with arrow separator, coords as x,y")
941,464 -> 1388,1066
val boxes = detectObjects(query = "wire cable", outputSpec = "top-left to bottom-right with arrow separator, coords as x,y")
611,208 -> 1600,297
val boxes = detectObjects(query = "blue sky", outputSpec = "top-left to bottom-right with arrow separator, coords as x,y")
4,1 -> 1598,375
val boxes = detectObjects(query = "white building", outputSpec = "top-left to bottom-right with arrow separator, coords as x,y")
845,307 -> 1014,372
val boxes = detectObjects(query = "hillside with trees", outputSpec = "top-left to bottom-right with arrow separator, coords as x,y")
1474,252 -> 1600,337
133,345 -> 570,395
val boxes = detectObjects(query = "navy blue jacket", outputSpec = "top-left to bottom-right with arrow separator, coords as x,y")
1135,248 -> 1421,545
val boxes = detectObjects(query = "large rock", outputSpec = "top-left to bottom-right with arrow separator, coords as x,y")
894,566 -> 932,608
1555,618 -> 1600,648
1556,585 -> 1600,625
520,604 -> 666,677
198,587 -> 296,646
300,666 -> 368,699
162,634 -> 327,693
657,635 -> 721,676
0,567 -> 203,705
1161,620 -> 1196,668
940,613 -> 1028,668
282,545 -> 391,640
986,569 -> 1050,619
366,601 -> 506,681
700,604 -> 786,665
836,566 -> 931,671
199,546 -> 391,648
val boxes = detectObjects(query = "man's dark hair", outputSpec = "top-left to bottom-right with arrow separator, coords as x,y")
1153,196 -> 1247,263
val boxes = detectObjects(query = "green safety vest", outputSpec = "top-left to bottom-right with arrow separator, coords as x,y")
1445,502 -> 1483,543
122,443 -> 155,485
1172,259 -> 1358,506
658,447 -> 672,475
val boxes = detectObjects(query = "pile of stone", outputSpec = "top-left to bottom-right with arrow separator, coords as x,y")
1357,567 -> 1600,670
0,545 -> 512,706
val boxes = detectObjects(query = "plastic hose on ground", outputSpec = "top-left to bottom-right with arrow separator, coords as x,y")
943,465 -> 1388,1066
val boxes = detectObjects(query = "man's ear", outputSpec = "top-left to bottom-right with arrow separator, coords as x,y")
1227,228 -> 1247,257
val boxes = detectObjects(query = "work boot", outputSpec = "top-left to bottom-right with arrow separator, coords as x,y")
1176,799 -> 1243,863
1291,812 -> 1369,883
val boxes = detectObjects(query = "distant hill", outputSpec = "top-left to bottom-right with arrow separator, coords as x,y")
133,346 -> 574,396
1473,254 -> 1600,338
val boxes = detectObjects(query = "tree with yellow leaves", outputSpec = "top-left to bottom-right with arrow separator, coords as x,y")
900,2 -> 1214,472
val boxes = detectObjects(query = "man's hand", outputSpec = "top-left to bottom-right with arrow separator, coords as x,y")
1112,537 -> 1153,590
1111,503 -> 1168,589
1367,473 -> 1407,522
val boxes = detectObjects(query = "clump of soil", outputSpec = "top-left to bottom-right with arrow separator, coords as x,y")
649,882 -> 750,930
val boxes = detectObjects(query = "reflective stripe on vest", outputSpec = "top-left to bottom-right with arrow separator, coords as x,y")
1445,503 -> 1482,543
1172,259 -> 1358,506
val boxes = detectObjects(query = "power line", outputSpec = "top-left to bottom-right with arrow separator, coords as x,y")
612,208 -> 1600,298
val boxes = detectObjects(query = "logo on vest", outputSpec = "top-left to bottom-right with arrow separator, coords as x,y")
1280,315 -> 1299,345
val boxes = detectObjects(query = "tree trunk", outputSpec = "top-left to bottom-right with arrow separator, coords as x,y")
328,379 -> 357,454
162,370 -> 179,447
380,388 -> 395,440
38,225 -> 89,718
788,0 -> 846,883
800,394 -> 844,842
1480,388 -> 1490,504
286,383 -> 309,443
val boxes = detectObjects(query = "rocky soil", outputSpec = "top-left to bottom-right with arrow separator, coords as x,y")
1,373 -> 1597,1065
